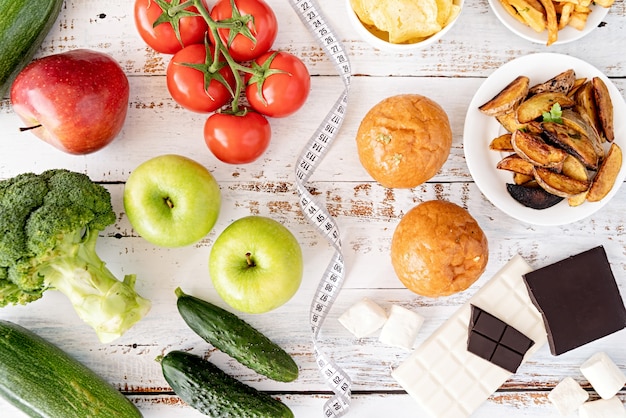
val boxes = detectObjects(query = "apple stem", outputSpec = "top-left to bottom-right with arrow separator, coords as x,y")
245,252 -> 256,267
19,124 -> 42,132
164,197 -> 174,209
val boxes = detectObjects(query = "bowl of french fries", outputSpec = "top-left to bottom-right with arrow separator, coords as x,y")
463,53 -> 626,226
489,0 -> 614,46
346,0 -> 463,52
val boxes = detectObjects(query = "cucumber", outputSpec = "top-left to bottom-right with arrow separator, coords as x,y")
175,287 -> 299,382
0,0 -> 63,97
0,320 -> 142,418
161,350 -> 294,418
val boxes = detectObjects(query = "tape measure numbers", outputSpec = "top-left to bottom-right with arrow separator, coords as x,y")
289,1 -> 352,416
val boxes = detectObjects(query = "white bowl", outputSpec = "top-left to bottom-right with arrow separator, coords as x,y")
488,0 -> 609,45
463,53 -> 626,226
345,0 -> 464,52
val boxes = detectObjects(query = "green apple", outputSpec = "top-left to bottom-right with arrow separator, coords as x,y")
124,154 -> 221,247
209,216 -> 303,314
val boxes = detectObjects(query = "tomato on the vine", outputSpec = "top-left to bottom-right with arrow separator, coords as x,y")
209,0 -> 278,62
167,43 -> 235,113
245,51 -> 311,118
134,0 -> 208,54
204,110 -> 271,164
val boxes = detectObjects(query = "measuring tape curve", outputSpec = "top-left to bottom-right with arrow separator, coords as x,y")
289,1 -> 352,416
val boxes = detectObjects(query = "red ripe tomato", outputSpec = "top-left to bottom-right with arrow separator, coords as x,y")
204,110 -> 271,164
245,51 -> 311,118
134,0 -> 208,54
167,43 -> 235,113
209,0 -> 277,62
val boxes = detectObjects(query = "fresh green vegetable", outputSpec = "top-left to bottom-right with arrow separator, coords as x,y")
175,287 -> 298,382
161,350 -> 293,418
542,103 -> 563,124
0,169 -> 151,343
0,0 -> 63,97
0,319 -> 142,418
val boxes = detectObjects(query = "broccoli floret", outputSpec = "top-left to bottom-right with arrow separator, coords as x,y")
0,169 -> 151,343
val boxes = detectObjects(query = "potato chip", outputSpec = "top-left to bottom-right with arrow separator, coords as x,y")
436,0 -> 454,26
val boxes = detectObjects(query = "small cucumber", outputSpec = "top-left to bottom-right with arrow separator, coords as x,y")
0,0 -> 63,96
161,350 -> 294,418
175,287 -> 299,382
0,320 -> 142,418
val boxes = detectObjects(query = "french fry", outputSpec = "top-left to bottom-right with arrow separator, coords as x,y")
558,3 -> 574,29
508,0 -> 547,32
537,0 -> 558,45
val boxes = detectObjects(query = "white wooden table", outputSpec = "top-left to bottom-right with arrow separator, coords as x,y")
1,0 -> 625,416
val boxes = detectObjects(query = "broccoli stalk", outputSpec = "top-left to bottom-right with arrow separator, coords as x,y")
0,169 -> 151,343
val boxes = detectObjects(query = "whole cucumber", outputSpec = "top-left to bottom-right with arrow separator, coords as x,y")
0,0 -> 63,97
161,350 -> 294,418
175,287 -> 299,382
0,320 -> 142,418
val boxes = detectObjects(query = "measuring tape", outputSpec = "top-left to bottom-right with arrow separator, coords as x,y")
289,1 -> 352,416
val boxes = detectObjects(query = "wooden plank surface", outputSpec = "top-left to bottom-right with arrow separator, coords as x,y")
1,0 -> 625,416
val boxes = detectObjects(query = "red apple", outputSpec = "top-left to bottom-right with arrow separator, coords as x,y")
10,49 -> 130,154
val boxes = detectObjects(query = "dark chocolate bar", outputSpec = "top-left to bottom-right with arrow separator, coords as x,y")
467,304 -> 535,373
523,246 -> 626,356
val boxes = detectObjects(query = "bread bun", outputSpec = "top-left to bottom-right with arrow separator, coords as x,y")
391,200 -> 488,297
356,94 -> 452,188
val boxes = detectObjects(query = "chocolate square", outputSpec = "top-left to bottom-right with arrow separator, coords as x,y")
500,326 -> 534,354
491,344 -> 525,373
523,246 -> 626,356
467,305 -> 535,373
467,331 -> 498,360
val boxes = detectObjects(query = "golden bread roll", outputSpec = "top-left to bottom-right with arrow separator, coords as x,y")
391,200 -> 488,297
356,94 -> 452,188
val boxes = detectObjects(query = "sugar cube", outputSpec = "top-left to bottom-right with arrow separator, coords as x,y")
548,377 -> 589,416
338,298 -> 387,338
379,305 -> 424,350
580,352 -> 626,399
578,397 -> 626,418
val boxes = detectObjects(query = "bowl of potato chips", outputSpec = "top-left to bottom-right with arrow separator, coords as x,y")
346,0 -> 463,52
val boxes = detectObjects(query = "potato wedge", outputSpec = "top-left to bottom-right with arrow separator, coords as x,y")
592,76 -> 614,142
567,77 -> 588,98
541,121 -> 599,170
506,183 -> 563,209
496,111 -> 526,133
568,191 -> 588,207
561,154 -> 589,182
528,69 -> 576,96
479,75 -> 530,117
574,81 -> 604,142
587,143 -> 622,202
561,108 -> 604,157
514,172 -> 536,185
489,133 -> 514,152
497,153 -> 535,175
516,92 -> 575,123
533,167 -> 591,198
511,130 -> 568,169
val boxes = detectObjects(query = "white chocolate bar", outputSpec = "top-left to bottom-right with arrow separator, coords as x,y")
392,255 -> 548,418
